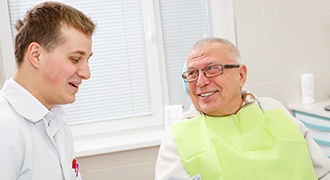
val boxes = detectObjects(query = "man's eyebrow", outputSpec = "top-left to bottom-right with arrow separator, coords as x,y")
71,50 -> 93,58
71,50 -> 86,55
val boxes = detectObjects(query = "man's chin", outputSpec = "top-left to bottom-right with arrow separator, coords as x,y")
64,96 -> 76,104
199,106 -> 212,115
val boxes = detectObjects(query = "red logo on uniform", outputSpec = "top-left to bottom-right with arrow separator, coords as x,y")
72,159 -> 79,177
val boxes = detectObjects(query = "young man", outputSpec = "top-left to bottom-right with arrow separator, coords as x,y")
0,2 -> 95,179
155,37 -> 330,180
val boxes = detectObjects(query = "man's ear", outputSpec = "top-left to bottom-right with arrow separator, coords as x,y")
239,64 -> 247,86
27,42 -> 41,68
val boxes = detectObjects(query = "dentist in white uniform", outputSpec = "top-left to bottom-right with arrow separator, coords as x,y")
0,2 -> 96,179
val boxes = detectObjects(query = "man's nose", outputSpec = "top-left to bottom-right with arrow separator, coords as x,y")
77,61 -> 91,80
196,70 -> 210,87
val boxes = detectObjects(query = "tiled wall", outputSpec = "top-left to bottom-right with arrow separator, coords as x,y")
77,146 -> 159,180
234,0 -> 330,106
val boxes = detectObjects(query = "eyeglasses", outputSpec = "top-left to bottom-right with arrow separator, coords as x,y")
182,64 -> 240,82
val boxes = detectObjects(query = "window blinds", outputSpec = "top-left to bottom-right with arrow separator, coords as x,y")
159,0 -> 213,111
7,0 -> 214,124
8,0 -> 152,124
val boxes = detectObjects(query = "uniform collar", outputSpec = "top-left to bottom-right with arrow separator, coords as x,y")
1,78 -> 52,122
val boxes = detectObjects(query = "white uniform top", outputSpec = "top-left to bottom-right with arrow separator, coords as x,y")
155,97 -> 330,180
0,78 -> 81,180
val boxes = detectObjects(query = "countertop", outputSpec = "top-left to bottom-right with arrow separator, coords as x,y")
288,100 -> 330,119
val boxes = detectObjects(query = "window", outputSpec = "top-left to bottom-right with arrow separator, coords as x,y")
0,0 -> 235,155
160,0 -> 213,110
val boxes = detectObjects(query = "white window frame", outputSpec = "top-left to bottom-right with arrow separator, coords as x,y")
0,0 -> 16,86
0,0 -> 235,157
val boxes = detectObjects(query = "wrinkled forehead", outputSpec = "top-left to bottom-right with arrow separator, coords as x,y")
187,43 -> 232,67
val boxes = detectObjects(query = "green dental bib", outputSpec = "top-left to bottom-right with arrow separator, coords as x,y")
172,103 -> 316,180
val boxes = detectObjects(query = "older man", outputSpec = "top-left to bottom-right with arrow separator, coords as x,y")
155,37 -> 330,180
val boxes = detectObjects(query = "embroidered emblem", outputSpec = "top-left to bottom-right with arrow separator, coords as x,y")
72,159 -> 79,177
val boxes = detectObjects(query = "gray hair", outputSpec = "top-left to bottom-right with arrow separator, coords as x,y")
191,37 -> 241,63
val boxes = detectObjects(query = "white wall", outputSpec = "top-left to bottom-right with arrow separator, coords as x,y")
235,0 -> 330,106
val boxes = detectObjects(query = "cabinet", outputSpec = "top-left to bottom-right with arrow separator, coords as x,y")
288,100 -> 330,158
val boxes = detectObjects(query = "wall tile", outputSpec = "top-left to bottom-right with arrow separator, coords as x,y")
263,0 -> 330,18
267,45 -> 330,81
315,75 -> 330,101
234,0 -> 330,107
83,146 -> 158,171
234,0 -> 263,21
87,162 -> 155,180
244,83 -> 270,98
236,21 -> 265,53
241,52 -> 268,84
269,80 -> 301,105
80,171 -> 89,180
265,15 -> 330,50
77,156 -> 90,172
77,146 -> 159,180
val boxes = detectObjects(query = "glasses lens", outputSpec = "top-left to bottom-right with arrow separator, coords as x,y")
186,70 -> 198,82
204,65 -> 222,77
